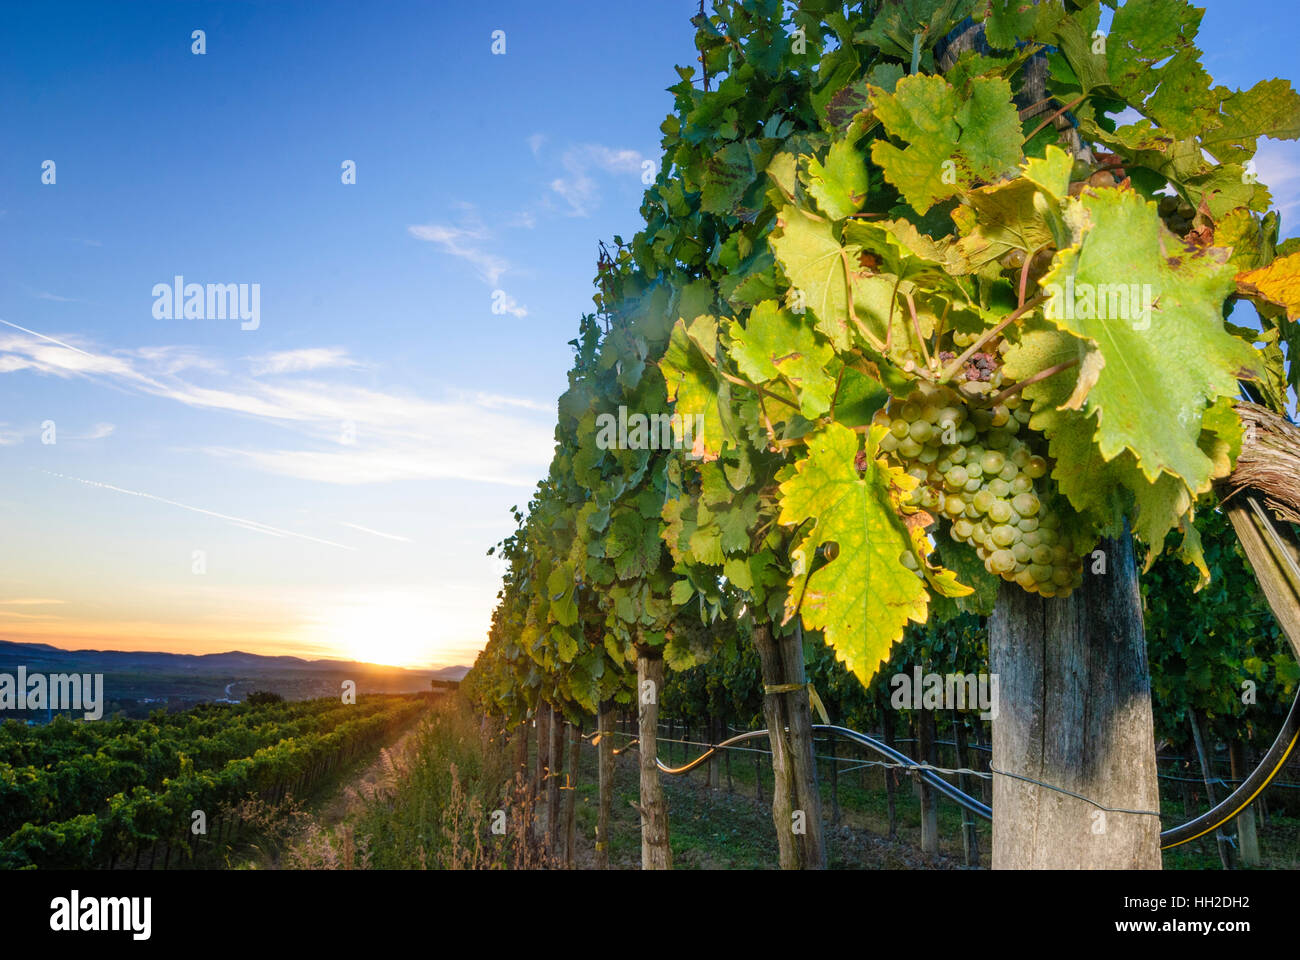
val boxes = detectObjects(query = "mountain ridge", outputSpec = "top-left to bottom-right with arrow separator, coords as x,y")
0,638 -> 470,680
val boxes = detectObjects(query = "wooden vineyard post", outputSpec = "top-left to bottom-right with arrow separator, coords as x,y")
596,698 -> 615,870
1189,709 -> 1233,869
725,725 -> 733,792
989,530 -> 1161,869
635,650 -> 671,869
917,709 -> 939,856
878,691 -> 898,838
707,716 -> 721,791
548,706 -> 565,854
1228,740 -> 1261,867
514,724 -> 528,782
828,731 -> 840,825
534,706 -> 551,852
953,707 -> 981,867
973,718 -> 992,806
564,721 -> 580,868
753,621 -> 826,869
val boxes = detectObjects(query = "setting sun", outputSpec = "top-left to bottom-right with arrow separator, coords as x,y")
310,593 -> 438,668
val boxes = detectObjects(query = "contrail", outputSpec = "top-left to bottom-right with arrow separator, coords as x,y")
0,317 -> 96,356
44,471 -> 356,550
339,521 -> 413,543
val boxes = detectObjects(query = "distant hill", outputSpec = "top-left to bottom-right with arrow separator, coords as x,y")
431,664 -> 471,682
0,639 -> 472,714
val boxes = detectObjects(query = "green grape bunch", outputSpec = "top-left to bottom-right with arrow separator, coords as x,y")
875,376 -> 1085,598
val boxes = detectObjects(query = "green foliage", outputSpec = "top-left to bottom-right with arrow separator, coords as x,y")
1144,507 -> 1298,745
0,695 -> 424,868
466,0 -> 1300,734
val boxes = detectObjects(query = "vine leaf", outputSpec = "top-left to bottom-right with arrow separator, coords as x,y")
1039,186 -> 1259,492
659,315 -> 731,460
1201,78 -> 1300,164
546,561 -> 578,628
729,300 -> 836,418
868,74 -> 1023,214
605,510 -> 662,580
778,422 -> 937,685
804,137 -> 870,221
1005,316 -> 1232,575
701,138 -> 779,216
1236,251 -> 1300,321
769,204 -> 856,350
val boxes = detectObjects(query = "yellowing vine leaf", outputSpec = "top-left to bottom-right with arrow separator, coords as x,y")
804,137 -> 870,221
1236,251 -> 1300,321
769,204 -> 856,350
778,422 -> 937,684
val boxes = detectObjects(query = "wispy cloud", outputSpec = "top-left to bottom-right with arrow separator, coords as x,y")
549,143 -> 645,217
248,347 -> 358,376
462,390 -> 551,414
68,422 -> 114,441
34,291 -> 81,303
408,217 -> 509,285
0,320 -> 555,488
493,290 -> 528,319
527,133 -> 546,156
0,610 -> 64,621
1255,139 -> 1300,220
127,345 -> 225,376
0,598 -> 65,606
44,470 -> 357,549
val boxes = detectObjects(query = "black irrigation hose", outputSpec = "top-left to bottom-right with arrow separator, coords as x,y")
642,723 -> 993,821
1159,684 -> 1300,850
813,724 -> 993,821
625,697 -> 1299,848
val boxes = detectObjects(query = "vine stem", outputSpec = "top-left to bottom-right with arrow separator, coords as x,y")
716,366 -> 802,411
939,294 -> 1047,383
986,359 -> 1079,407
904,292 -> 932,369
839,248 -> 888,353
1018,244 -> 1048,308
1023,95 -> 1086,143
1017,95 -> 1061,119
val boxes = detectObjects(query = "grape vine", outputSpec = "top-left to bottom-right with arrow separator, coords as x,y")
466,0 -> 1300,868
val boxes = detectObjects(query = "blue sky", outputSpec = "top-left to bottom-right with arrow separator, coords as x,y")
0,1 -> 1296,669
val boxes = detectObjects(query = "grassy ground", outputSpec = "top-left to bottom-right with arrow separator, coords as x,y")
337,699 -> 979,869
1157,793 -> 1300,870
228,697 -> 1299,870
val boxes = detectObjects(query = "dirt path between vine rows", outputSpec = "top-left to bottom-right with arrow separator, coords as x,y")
316,713 -> 427,827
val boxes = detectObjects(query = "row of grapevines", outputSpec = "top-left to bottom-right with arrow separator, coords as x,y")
0,695 -> 426,868
465,0 -> 1300,865
0,697 -> 389,834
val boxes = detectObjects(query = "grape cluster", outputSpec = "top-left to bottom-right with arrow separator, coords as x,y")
1157,195 -> 1198,237
875,380 -> 1084,597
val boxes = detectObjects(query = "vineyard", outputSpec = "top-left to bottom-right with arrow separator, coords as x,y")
0,694 -> 427,869
462,0 -> 1300,872
4,0 -> 1300,895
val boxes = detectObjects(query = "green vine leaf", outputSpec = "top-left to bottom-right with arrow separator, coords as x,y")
868,74 -> 1023,214
1039,186 -> 1259,492
730,300 -> 836,418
